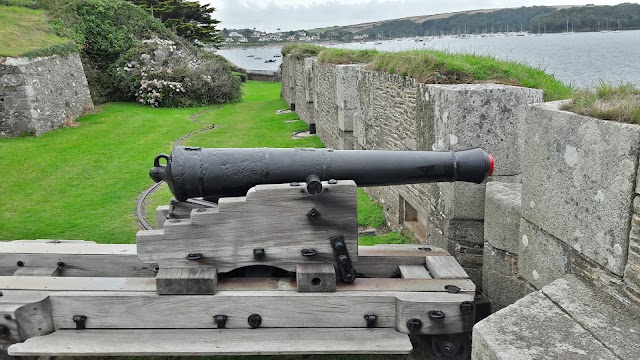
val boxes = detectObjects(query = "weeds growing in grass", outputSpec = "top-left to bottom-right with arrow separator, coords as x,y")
561,82 -> 640,124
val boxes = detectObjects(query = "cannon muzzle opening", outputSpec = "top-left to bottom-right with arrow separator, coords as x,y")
150,147 -> 494,202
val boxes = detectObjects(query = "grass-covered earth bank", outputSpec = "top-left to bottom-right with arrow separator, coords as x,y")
282,43 -> 573,101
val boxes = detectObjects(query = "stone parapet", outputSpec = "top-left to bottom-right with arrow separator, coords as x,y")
473,275 -> 640,359
424,83 -> 542,176
523,101 -> 640,276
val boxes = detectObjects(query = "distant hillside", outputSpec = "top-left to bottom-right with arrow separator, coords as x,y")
310,3 -> 640,38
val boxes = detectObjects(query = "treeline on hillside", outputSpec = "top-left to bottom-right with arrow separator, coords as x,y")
355,3 -> 640,37
7,0 -> 243,106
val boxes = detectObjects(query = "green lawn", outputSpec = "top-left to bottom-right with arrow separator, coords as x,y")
0,5 -> 71,57
1,81 -> 399,244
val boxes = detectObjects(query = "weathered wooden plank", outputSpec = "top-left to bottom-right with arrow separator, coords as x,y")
48,292 -> 397,330
0,242 -> 135,255
0,291 -> 49,304
395,293 -> 475,334
336,278 -> 474,292
0,244 -> 448,278
0,277 -> 156,292
0,303 -> 21,343
137,181 -> 358,271
355,245 -> 448,278
0,242 -> 150,277
44,290 -> 472,333
8,328 -> 413,356
156,268 -> 217,295
155,205 -> 170,229
358,244 -> 448,257
0,293 -> 52,342
14,297 -> 54,341
399,265 -> 432,279
0,276 -> 474,294
0,253 -> 153,277
296,263 -> 336,292
13,266 -> 60,277
425,256 -> 469,279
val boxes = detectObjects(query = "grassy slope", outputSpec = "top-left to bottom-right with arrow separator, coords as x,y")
0,5 -> 69,57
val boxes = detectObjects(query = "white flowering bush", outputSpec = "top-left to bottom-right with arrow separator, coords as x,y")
113,38 -> 242,107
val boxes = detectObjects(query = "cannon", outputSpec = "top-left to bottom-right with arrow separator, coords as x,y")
150,146 -> 494,201
1,146 -> 495,359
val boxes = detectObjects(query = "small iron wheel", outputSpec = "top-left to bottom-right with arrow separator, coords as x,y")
432,334 -> 471,360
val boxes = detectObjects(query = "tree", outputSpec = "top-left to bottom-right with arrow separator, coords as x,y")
130,0 -> 223,45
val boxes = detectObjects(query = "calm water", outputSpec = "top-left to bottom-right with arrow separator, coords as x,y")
217,30 -> 640,88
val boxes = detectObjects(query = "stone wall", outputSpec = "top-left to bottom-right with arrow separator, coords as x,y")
281,55 -> 640,313
281,55 -> 542,289
0,53 -> 93,137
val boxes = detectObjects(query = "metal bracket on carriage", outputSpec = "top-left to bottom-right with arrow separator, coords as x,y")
330,235 -> 356,284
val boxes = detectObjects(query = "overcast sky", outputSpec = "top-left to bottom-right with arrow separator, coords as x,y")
200,0 -> 637,32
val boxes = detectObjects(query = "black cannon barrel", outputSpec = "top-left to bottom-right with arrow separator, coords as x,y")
150,146 -> 495,202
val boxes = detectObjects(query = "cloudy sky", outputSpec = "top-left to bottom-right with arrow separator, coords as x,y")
200,0 -> 636,32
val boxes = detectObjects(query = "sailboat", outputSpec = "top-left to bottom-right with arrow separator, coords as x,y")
561,19 -> 573,35
613,19 -> 621,33
516,23 -> 526,36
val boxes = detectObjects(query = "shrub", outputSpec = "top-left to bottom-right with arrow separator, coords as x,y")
39,0 -> 242,106
40,0 -> 177,102
114,38 -> 242,107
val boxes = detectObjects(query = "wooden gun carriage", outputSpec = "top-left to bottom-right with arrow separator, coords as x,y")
0,146 -> 494,359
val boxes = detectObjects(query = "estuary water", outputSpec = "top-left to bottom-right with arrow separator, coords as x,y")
216,29 -> 640,88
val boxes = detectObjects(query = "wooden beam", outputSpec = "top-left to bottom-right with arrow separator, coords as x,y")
137,181 -> 358,271
156,268 -> 217,295
0,293 -> 52,342
44,290 -> 474,334
425,256 -> 469,279
13,266 -> 60,277
8,328 -> 413,356
0,243 -> 450,279
296,264 -> 336,292
0,277 -> 156,292
398,265 -> 432,279
0,276 -> 474,294
0,242 -> 135,255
